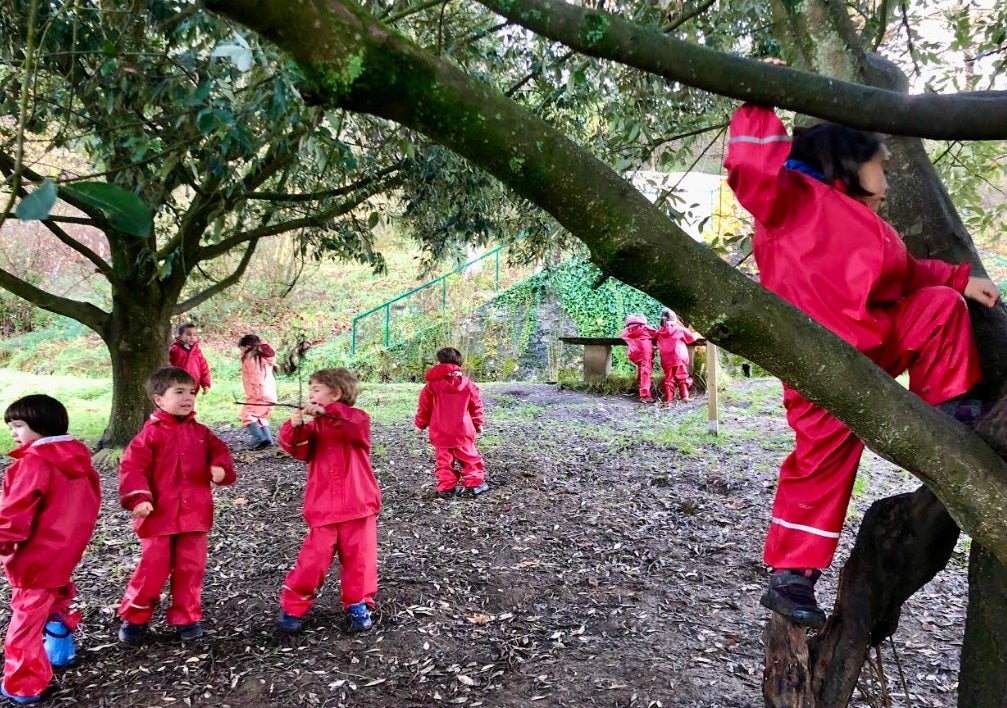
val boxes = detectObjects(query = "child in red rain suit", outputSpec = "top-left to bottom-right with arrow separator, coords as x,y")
621,314 -> 658,402
117,367 -> 235,645
656,308 -> 696,403
277,368 -> 381,634
725,102 -> 1000,629
168,323 -> 211,395
0,395 -> 100,704
414,347 -> 487,499
238,333 -> 277,450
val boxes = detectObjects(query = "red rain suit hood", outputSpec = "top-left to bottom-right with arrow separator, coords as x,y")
168,339 -> 212,391
415,363 -> 485,448
278,400 -> 381,527
620,323 -> 657,365
118,409 -> 236,538
656,322 -> 696,363
0,436 -> 101,588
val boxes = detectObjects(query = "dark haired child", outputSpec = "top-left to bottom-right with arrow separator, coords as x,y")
117,367 -> 236,645
237,333 -> 277,450
725,103 -> 1000,628
0,395 -> 100,704
620,314 -> 658,402
276,368 -> 381,633
656,308 -> 697,403
168,323 -> 211,395
414,347 -> 487,498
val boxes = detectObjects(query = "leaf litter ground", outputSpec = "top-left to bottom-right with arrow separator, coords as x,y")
0,379 -> 966,707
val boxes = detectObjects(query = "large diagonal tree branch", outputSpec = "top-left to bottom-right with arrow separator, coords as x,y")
0,265 -> 107,332
209,0 -> 1007,560
474,0 -> 1007,140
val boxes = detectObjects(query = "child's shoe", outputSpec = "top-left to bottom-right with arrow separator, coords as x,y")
117,621 -> 148,646
43,615 -> 75,668
435,487 -> 459,500
0,686 -> 41,705
176,622 -> 203,641
347,602 -> 373,632
464,482 -> 490,497
277,609 -> 303,633
759,569 -> 827,629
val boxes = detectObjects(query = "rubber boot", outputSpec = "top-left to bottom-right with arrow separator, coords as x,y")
663,382 -> 674,403
43,615 -> 75,668
247,422 -> 269,451
261,423 -> 274,446
678,382 -> 690,402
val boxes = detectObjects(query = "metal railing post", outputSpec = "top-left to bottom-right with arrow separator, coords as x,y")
384,304 -> 390,347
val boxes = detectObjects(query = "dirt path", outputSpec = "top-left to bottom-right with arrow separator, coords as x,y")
5,380 -> 965,706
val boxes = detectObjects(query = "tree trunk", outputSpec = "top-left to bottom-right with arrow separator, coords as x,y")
98,296 -> 172,449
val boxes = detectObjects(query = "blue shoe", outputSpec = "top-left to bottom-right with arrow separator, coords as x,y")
464,482 -> 490,497
117,621 -> 148,646
0,685 -> 42,704
43,615 -> 75,668
276,609 -> 303,633
347,602 -> 373,632
176,622 -> 203,641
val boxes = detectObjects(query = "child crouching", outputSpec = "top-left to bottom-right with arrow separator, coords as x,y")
277,368 -> 381,633
0,395 -> 100,704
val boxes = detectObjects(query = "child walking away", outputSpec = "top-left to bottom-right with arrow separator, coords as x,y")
414,347 -> 487,499
725,102 -> 1000,629
277,368 -> 381,634
0,395 -> 100,705
620,314 -> 658,402
656,308 -> 697,403
168,323 -> 211,396
117,367 -> 236,645
238,333 -> 277,450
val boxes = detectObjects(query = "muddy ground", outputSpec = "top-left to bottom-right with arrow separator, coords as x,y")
1,379 -> 967,707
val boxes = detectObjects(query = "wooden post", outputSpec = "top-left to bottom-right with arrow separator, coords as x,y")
707,342 -> 719,434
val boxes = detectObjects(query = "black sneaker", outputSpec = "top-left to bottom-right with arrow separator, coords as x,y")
760,569 -> 827,629
176,622 -> 203,641
117,621 -> 148,646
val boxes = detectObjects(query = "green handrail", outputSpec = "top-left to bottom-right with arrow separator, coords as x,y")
351,243 -> 511,355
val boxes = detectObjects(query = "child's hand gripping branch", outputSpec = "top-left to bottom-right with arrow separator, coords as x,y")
964,276 -> 1000,308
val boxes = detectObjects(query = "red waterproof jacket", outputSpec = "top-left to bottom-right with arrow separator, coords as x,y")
168,340 -> 212,391
414,363 -> 485,448
119,409 -> 236,538
725,104 -> 970,355
0,436 -> 100,588
621,323 -> 658,365
278,401 -> 381,527
656,322 -> 696,365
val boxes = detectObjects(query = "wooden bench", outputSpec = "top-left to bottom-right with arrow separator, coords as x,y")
559,336 -> 706,383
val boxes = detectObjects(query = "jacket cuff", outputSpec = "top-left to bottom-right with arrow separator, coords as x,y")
950,262 -> 971,293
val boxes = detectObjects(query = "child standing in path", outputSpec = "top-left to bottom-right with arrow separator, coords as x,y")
414,347 -> 487,499
725,102 -> 999,628
656,308 -> 697,403
0,395 -> 100,705
238,333 -> 277,450
117,367 -> 236,645
167,323 -> 211,396
620,314 -> 658,402
277,368 -> 381,634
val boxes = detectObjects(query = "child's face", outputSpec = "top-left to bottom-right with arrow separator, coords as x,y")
179,328 -> 198,345
856,150 -> 889,212
308,381 -> 341,407
7,420 -> 42,446
154,383 -> 197,416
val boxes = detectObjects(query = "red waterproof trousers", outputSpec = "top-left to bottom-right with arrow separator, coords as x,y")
765,286 -> 981,569
3,584 -> 78,699
635,359 -> 654,400
119,532 -> 208,626
281,515 -> 378,616
434,443 -> 485,492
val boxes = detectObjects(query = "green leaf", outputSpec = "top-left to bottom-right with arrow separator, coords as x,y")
61,182 -> 153,238
15,179 -> 58,221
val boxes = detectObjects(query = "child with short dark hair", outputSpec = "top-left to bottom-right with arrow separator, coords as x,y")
726,102 -> 999,628
117,367 -> 235,645
620,314 -> 658,402
0,394 -> 100,704
277,368 -> 381,634
168,323 -> 211,395
656,308 -> 696,403
414,347 -> 487,498
237,334 -> 277,450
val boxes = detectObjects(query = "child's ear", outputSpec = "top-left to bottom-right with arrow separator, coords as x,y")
333,387 -> 344,402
